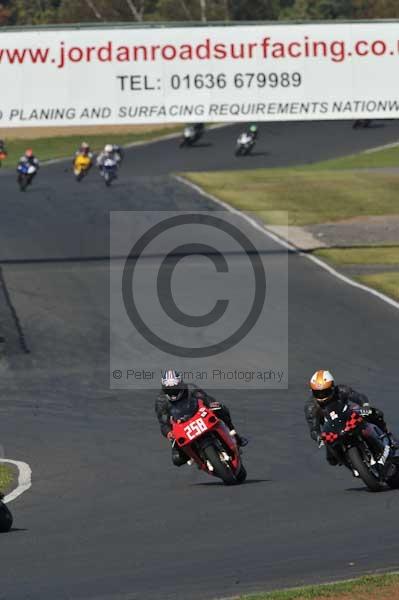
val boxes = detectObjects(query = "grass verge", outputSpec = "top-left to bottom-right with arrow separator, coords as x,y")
312,249 -> 399,300
185,169 -> 399,226
0,464 -> 14,493
237,573 -> 399,599
356,272 -> 399,301
307,144 -> 399,171
315,247 -> 399,265
0,124 -> 182,166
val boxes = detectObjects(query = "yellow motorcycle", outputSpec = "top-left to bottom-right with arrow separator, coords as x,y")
73,153 -> 92,182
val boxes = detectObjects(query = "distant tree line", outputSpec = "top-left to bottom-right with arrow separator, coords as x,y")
1,0 -> 399,26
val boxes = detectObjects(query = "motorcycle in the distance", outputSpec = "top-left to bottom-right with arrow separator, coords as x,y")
235,132 -> 256,156
100,158 -> 118,187
0,150 -> 7,168
170,398 -> 247,485
0,493 -> 13,533
321,401 -> 399,492
73,154 -> 92,182
17,163 -> 37,191
353,119 -> 372,129
179,125 -> 204,148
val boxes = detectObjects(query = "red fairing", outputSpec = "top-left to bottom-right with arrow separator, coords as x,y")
321,431 -> 339,444
344,411 -> 363,432
171,400 -> 241,475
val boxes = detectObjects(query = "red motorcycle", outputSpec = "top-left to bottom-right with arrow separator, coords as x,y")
171,400 -> 247,485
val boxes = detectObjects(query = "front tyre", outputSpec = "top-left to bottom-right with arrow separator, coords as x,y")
236,464 -> 247,484
347,446 -> 382,492
203,445 -> 236,485
0,501 -> 13,532
18,175 -> 28,192
104,172 -> 112,187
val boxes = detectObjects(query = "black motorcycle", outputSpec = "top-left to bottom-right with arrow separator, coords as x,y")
321,401 -> 399,492
179,126 -> 203,148
0,494 -> 13,532
353,119 -> 372,129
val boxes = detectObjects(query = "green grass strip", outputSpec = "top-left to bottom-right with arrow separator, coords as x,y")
0,126 -> 181,167
0,464 -> 14,492
315,247 -> 399,265
356,272 -> 399,301
185,169 -> 399,226
306,145 -> 399,171
238,573 -> 399,599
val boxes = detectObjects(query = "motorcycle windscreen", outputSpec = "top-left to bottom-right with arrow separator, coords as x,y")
321,400 -> 350,435
170,396 -> 199,423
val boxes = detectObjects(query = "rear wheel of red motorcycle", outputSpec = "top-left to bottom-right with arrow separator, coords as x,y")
203,446 -> 236,485
347,446 -> 382,492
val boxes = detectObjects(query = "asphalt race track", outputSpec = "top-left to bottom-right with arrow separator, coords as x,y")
1,121 -> 399,600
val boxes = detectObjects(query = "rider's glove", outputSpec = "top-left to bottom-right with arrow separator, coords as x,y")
167,431 -> 174,441
317,436 -> 325,448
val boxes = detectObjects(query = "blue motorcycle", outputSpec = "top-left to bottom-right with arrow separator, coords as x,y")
17,163 -> 37,191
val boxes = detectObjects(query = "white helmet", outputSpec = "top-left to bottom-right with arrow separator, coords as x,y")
161,369 -> 187,402
104,144 -> 113,153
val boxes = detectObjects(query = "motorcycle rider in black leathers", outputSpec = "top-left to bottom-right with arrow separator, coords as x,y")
155,370 -> 247,466
247,124 -> 258,140
305,370 -> 392,465
0,139 -> 7,166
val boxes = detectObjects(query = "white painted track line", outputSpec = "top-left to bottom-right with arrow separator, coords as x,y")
0,459 -> 32,503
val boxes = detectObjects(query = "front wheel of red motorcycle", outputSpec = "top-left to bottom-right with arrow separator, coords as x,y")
236,465 -> 247,484
203,445 -> 236,485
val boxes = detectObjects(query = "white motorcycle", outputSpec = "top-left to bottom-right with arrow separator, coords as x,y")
235,132 -> 256,156
101,158 -> 118,187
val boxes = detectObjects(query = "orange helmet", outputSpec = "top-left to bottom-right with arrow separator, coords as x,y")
25,148 -> 33,158
310,370 -> 335,404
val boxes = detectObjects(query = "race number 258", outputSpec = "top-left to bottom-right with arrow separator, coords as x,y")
184,417 -> 208,440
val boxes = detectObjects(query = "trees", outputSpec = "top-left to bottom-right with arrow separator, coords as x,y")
58,0 -> 158,23
229,0 -> 280,20
1,0 -> 399,25
9,0 -> 61,25
155,0 -> 229,21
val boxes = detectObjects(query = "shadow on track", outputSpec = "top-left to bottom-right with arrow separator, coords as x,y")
1,527 -> 29,534
345,486 -> 392,493
180,142 -> 213,149
190,478 -> 272,487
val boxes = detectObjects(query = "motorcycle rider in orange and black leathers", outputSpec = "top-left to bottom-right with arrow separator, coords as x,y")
155,370 -> 247,466
305,370 -> 393,465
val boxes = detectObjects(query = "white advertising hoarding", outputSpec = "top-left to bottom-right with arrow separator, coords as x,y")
1,22 -> 399,127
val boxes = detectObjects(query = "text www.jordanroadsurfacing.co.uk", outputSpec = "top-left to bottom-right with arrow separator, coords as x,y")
2,36 -> 399,67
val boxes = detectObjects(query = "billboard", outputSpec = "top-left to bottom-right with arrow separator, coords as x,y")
1,22 -> 399,127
